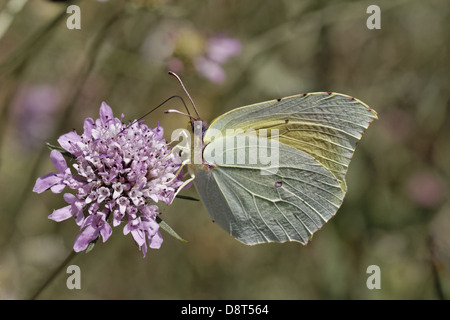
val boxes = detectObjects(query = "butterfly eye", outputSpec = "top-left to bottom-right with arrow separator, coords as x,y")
274,181 -> 283,188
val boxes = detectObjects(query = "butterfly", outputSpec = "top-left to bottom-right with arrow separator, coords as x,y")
169,72 -> 377,246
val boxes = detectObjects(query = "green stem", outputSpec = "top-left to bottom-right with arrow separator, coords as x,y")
29,250 -> 77,300
428,235 -> 446,300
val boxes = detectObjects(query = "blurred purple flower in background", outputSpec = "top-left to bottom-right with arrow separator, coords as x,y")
406,170 -> 446,209
141,27 -> 242,83
194,35 -> 242,83
33,102 -> 184,257
11,84 -> 61,148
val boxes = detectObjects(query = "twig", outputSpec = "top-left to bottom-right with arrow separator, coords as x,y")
29,250 -> 77,300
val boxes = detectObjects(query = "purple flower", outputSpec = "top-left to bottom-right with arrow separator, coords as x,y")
194,35 -> 242,83
194,56 -> 227,84
11,84 -> 61,148
206,36 -> 242,64
74,211 -> 112,252
33,150 -> 70,194
406,171 -> 446,209
144,28 -> 242,84
34,102 -> 184,257
48,193 -> 85,226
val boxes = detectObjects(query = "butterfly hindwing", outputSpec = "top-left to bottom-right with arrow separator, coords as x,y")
193,137 -> 345,245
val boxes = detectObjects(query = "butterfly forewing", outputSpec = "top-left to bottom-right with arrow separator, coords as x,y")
205,93 -> 377,191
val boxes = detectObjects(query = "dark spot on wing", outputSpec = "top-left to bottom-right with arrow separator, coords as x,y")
275,181 -> 283,188
277,97 -> 282,102
285,119 -> 289,124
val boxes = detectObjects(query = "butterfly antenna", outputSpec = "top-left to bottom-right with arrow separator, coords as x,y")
120,95 -> 188,134
164,109 -> 196,120
168,71 -> 200,119
135,95 -> 188,122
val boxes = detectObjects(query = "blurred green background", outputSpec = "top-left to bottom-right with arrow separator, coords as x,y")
0,0 -> 449,299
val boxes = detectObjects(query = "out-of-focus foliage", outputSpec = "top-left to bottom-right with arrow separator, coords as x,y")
0,0 -> 449,299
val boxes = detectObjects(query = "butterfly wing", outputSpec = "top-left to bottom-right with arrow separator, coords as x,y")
193,138 -> 345,245
205,92 -> 377,192
193,92 -> 377,245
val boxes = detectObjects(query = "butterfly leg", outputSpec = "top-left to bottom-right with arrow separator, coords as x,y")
172,171 -> 195,201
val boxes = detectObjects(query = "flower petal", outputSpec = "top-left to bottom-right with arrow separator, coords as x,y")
33,172 -> 61,194
123,222 -> 131,235
149,231 -> 163,249
58,131 -> 82,155
131,228 -> 145,246
83,117 -> 95,138
141,243 -> 148,258
48,205 -> 73,222
63,193 -> 77,204
50,150 -> 67,173
50,183 -> 66,193
100,222 -> 112,243
99,101 -> 113,126
113,209 -> 124,227
153,125 -> 163,140
75,211 -> 85,226
73,225 -> 99,252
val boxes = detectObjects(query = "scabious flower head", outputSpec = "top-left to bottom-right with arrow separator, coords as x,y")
33,102 -> 184,257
